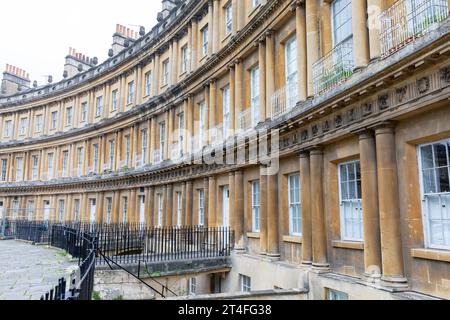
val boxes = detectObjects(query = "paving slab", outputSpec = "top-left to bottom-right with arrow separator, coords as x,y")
0,240 -> 78,300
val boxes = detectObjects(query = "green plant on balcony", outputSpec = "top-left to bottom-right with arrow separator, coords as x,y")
318,62 -> 353,93
415,12 -> 448,36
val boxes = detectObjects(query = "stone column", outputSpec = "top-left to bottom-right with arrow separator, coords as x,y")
153,53 -> 160,96
367,0 -> 382,61
186,181 -> 193,226
265,30 -> 275,121
258,39 -> 267,122
165,184 -> 173,226
129,188 -> 137,223
191,17 -> 198,70
300,151 -> 312,265
229,65 -> 236,133
208,0 -> 214,56
310,147 -> 329,270
234,59 -> 243,128
181,182 -> 187,225
296,3 -> 307,102
171,38 -> 179,84
234,170 -> 244,249
81,193 -> 88,223
147,187 -> 155,226
232,0 -> 238,34
352,0 -> 370,70
204,84 -> 210,145
306,0 -> 319,97
113,191 -> 120,224
267,171 -> 280,258
320,1 -> 332,56
375,123 -> 407,286
237,0 -> 245,31
229,172 -> 236,229
209,79 -> 217,141
96,193 -> 104,224
259,167 -> 268,255
213,0 -> 220,53
208,176 -> 217,227
359,130 -> 382,279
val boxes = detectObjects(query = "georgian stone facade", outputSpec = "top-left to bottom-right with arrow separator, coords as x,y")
1,0 -> 450,299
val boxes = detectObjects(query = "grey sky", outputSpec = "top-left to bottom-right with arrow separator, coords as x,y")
0,0 -> 160,85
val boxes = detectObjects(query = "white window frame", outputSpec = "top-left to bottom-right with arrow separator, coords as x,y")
93,144 -> 99,173
122,197 -> 128,224
125,135 -> 131,167
252,181 -> 260,232
198,190 -> 205,226
288,173 -> 302,236
338,160 -> 363,242
95,96 -> 103,117
162,60 -> 170,86
223,86 -> 230,138
74,199 -> 81,223
202,26 -> 209,57
27,200 -> 35,221
250,66 -> 260,126
47,153 -> 54,179
111,90 -> 118,112
66,107 -> 73,126
145,72 -> 152,96
35,115 -> 43,133
58,199 -> 65,222
106,198 -> 113,224
181,45 -> 189,74
81,102 -> 88,122
127,81 -> 135,105
141,129 -> 148,165
19,118 -> 28,136
188,278 -> 197,296
4,120 -> 12,137
15,157 -> 23,182
418,139 -> 450,250
1,159 -> 8,181
240,275 -> 251,293
177,192 -> 183,227
178,113 -> 184,157
62,151 -> 68,177
159,122 -> 166,160
158,194 -> 164,227
199,102 -> 206,146
51,111 -> 58,130
32,155 -> 39,180
109,140 -> 115,170
225,3 -> 233,35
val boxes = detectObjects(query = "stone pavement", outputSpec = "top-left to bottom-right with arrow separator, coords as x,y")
0,240 -> 78,300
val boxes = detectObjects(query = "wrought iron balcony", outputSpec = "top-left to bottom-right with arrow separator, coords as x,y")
153,149 -> 162,164
270,81 -> 298,119
313,39 -> 354,96
380,0 -> 449,58
238,105 -> 259,131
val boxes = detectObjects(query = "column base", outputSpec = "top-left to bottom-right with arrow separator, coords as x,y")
312,263 -> 331,273
233,247 -> 246,254
381,275 -> 409,289
301,260 -> 313,267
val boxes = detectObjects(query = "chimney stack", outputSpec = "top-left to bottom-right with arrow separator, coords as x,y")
1,64 -> 31,96
159,0 -> 180,21
111,24 -> 139,56
64,47 -> 97,78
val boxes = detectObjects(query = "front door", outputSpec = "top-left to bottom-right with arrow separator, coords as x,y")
43,201 -> 50,221
139,196 -> 145,225
223,186 -> 229,227
90,199 -> 96,224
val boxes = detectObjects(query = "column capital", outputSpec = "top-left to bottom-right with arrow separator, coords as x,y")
372,121 -> 397,134
290,0 -> 305,11
265,29 -> 275,38
309,146 -> 324,155
356,129 -> 375,141
299,150 -> 310,158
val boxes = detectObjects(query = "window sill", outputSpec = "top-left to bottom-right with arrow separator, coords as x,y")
411,248 -> 450,263
283,236 -> 302,244
332,240 -> 364,251
247,232 -> 260,239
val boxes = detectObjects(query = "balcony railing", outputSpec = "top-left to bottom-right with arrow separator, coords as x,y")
153,149 -> 162,164
210,123 -> 224,145
380,0 -> 449,58
270,81 -> 298,119
238,105 -> 259,131
312,39 -> 354,96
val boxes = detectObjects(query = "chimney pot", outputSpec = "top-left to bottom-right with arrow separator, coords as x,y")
33,80 -> 38,88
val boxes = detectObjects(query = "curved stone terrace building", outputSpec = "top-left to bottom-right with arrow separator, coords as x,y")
1,0 -> 450,300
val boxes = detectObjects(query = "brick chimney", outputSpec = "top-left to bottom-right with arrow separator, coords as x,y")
1,64 -> 31,96
111,24 -> 139,56
64,47 -> 98,78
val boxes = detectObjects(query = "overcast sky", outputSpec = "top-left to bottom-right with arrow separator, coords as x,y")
0,0 -> 160,85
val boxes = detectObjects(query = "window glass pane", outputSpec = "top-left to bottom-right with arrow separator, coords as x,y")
421,145 -> 434,169
434,144 -> 448,168
437,167 -> 450,193
422,169 -> 436,194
